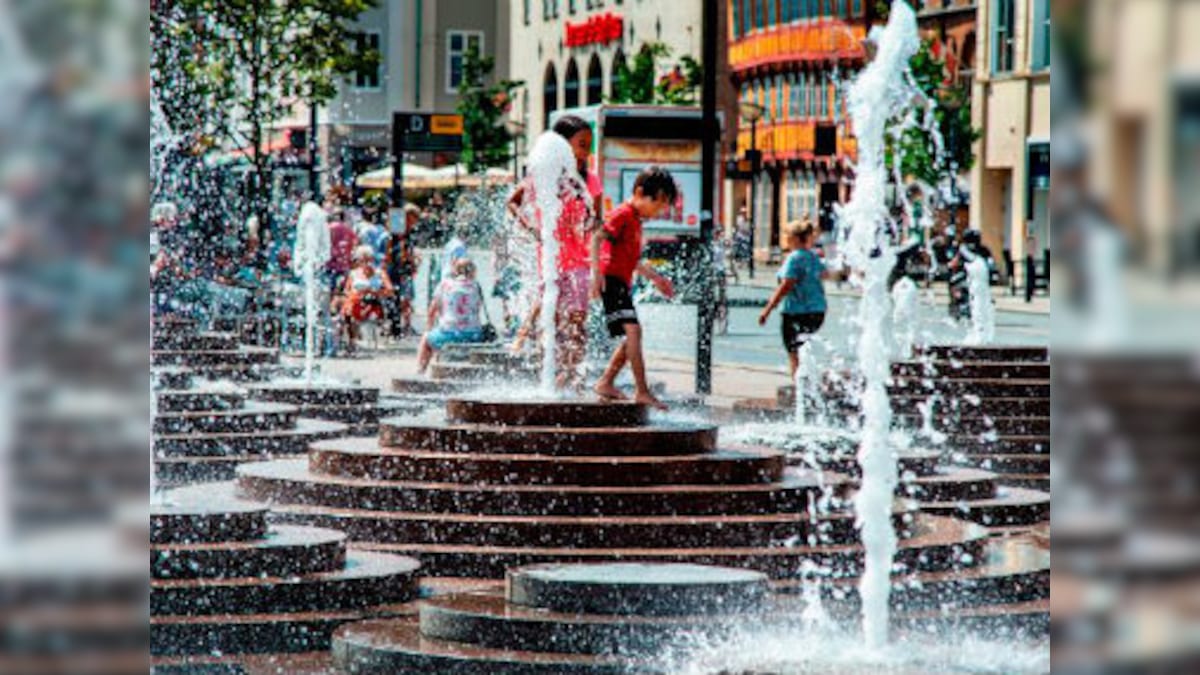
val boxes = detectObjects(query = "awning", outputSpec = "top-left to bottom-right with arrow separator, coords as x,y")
354,163 -> 437,190
204,128 -> 303,168
354,164 -> 514,190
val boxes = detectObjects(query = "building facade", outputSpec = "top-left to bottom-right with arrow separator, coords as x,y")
727,0 -> 874,259
915,0 -> 978,88
1086,0 -> 1200,274
507,0 -> 733,146
915,0 -> 978,235
969,0 -> 1050,282
284,0 -> 510,189
509,0 -> 698,139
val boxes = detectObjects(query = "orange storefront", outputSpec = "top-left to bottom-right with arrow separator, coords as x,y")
727,0 -> 874,258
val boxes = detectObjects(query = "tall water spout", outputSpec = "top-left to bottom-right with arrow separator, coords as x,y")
525,132 -> 587,393
964,254 -> 995,345
294,203 -> 331,384
892,276 -> 918,358
838,0 -> 921,649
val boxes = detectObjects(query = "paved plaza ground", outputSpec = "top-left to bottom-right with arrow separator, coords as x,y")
300,248 -> 1053,407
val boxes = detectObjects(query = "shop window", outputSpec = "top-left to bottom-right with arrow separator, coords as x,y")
1032,0 -> 1050,71
586,55 -> 603,105
564,58 -> 580,109
350,31 -> 381,90
447,31 -> 483,93
543,62 -> 558,130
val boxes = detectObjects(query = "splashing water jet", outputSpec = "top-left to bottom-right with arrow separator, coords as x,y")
891,276 -> 918,359
964,254 -> 995,345
293,203 -> 332,384
525,131 -> 587,393
837,0 -> 921,649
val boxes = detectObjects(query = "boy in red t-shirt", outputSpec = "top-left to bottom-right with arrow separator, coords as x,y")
589,167 -> 677,410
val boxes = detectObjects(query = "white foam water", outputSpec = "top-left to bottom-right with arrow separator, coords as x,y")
838,0 -> 921,650
293,202 -> 331,384
891,276 -> 918,359
964,255 -> 995,345
525,131 -> 587,392
670,624 -> 1049,674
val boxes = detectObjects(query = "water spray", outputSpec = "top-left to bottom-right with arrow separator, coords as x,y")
294,202 -> 331,384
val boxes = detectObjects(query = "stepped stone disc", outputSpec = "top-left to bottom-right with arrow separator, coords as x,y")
419,590 -> 746,656
507,562 -> 769,616
446,398 -> 648,428
150,493 -> 268,544
333,620 -> 634,674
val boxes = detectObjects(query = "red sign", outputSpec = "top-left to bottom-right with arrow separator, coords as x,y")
565,12 -> 623,48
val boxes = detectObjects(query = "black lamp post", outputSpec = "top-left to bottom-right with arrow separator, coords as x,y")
308,99 -> 320,199
740,101 -> 765,279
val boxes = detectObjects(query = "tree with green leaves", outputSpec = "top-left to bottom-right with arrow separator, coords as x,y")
610,42 -> 702,106
886,38 -> 980,193
152,0 -> 379,223
456,43 -> 525,174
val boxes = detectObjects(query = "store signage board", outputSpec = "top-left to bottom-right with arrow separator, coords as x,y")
565,12 -> 623,48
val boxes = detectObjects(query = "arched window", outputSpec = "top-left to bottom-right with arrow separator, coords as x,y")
961,31 -> 977,74
564,58 -> 580,109
542,62 -> 558,130
586,54 -> 603,104
610,49 -> 626,97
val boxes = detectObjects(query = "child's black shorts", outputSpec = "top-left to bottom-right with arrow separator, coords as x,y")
601,275 -> 639,337
781,312 -> 825,350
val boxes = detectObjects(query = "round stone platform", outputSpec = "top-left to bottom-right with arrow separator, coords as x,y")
446,398 -> 649,428
150,487 -> 422,666
332,561 -> 770,673
150,496 -> 268,544
379,417 -> 718,457
507,563 -> 768,616
307,437 -> 784,486
237,457 -> 829,517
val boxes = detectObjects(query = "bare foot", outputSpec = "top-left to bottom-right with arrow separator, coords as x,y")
634,391 -> 668,411
593,382 -> 627,401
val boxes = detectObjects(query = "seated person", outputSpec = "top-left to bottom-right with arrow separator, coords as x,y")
417,259 -> 486,373
337,246 -> 394,350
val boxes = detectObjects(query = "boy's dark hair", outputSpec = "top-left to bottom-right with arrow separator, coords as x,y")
551,115 -> 590,142
633,166 -> 677,203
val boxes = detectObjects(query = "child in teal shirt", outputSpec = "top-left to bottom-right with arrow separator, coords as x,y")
759,220 -> 846,377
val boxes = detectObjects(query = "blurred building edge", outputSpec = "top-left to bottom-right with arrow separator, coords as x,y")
970,0 -> 1051,293
1082,0 -> 1200,278
281,0 -> 511,193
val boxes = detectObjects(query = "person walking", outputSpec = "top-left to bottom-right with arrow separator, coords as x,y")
590,167 -> 677,410
758,220 -> 846,378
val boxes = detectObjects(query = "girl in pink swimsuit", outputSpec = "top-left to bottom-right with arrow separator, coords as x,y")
506,115 -> 602,389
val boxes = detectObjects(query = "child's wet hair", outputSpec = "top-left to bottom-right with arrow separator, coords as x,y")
633,166 -> 677,203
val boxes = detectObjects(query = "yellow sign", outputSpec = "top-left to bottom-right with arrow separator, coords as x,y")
430,114 -> 463,135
